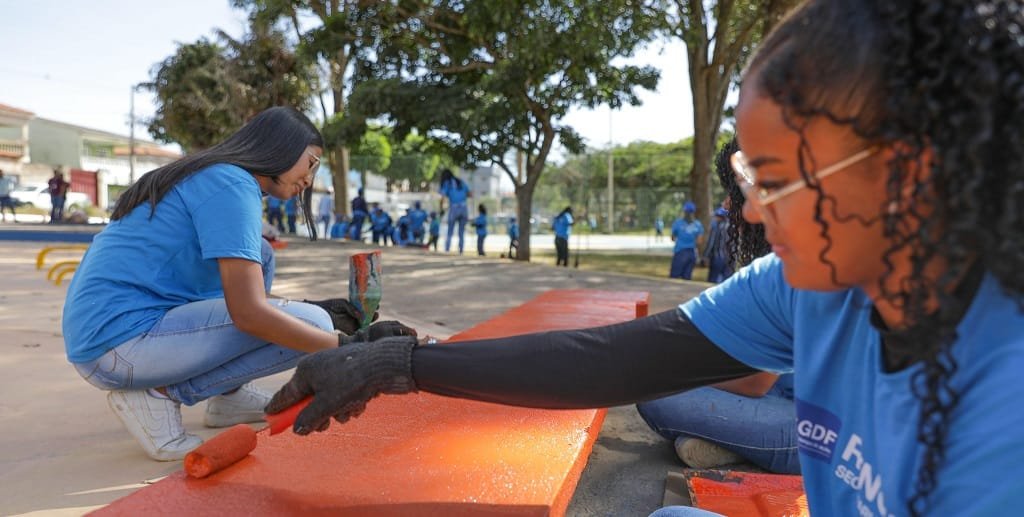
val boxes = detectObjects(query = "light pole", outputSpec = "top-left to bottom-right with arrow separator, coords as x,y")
606,107 -> 614,233
128,83 -> 145,184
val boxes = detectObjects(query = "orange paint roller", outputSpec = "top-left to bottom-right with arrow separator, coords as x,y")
184,424 -> 258,479
183,398 -> 313,479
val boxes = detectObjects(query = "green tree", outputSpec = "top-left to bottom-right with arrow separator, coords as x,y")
663,0 -> 798,229
342,0 -> 662,261
233,0 -> 389,216
147,40 -> 234,152
147,22 -> 314,152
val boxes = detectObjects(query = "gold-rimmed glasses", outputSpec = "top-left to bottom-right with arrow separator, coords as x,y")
730,148 -> 875,227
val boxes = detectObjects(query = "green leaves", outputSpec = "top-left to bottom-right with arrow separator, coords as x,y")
147,22 -> 315,152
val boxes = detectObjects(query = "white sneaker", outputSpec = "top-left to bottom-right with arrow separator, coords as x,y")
674,436 -> 744,469
204,382 -> 272,428
107,390 -> 203,461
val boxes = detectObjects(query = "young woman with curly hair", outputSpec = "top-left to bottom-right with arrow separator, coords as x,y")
267,2 -> 1024,515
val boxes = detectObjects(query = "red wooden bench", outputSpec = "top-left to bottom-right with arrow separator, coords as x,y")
93,289 -> 649,516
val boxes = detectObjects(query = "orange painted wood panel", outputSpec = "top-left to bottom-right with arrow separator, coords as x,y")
687,470 -> 808,517
94,289 -> 649,516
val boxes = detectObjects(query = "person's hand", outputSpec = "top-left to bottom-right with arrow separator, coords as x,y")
338,320 -> 418,346
265,337 -> 418,434
303,298 -> 379,335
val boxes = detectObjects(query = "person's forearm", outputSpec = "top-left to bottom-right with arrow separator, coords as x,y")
412,309 -> 758,409
233,301 -> 337,353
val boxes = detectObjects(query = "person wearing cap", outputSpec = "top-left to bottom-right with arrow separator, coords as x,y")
669,201 -> 704,280
703,206 -> 733,283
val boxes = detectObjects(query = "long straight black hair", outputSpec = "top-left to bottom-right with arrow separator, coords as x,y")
112,106 -> 324,238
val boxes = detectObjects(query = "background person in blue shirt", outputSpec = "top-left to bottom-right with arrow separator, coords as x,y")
669,201 -> 704,280
266,2 -> 1024,515
265,195 -> 285,233
284,196 -> 298,234
438,168 -> 471,254
471,203 -> 488,256
507,216 -> 519,259
427,211 -> 440,251
552,206 -> 574,267
408,201 -> 428,243
349,188 -> 368,241
702,207 -> 733,283
62,107 -> 413,461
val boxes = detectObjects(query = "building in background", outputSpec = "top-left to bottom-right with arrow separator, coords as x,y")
27,117 -> 178,209
0,103 -> 33,179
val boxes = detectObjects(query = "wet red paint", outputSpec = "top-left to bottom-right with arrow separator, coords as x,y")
93,289 -> 649,516
688,470 -> 808,517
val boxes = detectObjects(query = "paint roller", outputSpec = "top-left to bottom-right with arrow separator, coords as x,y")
184,251 -> 383,479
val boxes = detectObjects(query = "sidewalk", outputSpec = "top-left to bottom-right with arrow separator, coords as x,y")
0,237 -> 709,516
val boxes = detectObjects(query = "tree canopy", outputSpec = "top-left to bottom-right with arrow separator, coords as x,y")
339,0 -> 662,259
147,22 -> 314,152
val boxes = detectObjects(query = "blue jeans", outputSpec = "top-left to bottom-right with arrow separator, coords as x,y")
50,195 -> 65,223
350,212 -> 367,240
706,255 -> 733,284
476,234 -> 486,256
670,248 -> 697,279
635,382 -> 800,474
72,239 -> 332,406
445,202 -> 467,253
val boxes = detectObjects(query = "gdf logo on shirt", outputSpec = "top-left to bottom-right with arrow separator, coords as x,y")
795,399 -> 842,462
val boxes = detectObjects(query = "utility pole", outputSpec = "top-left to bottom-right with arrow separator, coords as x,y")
128,85 -> 136,184
606,108 -> 614,233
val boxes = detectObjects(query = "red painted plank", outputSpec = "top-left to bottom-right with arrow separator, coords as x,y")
687,470 -> 808,517
94,289 -> 649,516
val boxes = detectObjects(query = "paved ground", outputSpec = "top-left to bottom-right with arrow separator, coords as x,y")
0,228 -> 709,516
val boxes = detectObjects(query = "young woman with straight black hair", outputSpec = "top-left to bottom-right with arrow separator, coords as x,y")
267,2 -> 1024,515
64,107 -> 412,461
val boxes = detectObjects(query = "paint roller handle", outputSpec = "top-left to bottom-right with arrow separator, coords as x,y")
265,396 -> 313,435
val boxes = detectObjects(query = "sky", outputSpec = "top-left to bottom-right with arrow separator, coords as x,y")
0,1 -> 694,154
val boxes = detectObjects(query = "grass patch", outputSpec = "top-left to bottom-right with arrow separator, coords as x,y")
531,250 -> 709,282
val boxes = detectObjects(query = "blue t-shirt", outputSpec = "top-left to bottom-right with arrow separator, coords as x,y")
473,214 -> 488,236
284,196 -> 297,216
671,217 -> 703,252
553,213 -> 574,239
429,218 -> 440,236
440,179 -> 469,204
266,196 -> 283,210
409,208 -> 428,230
681,255 -> 1024,516
508,222 -> 519,240
63,164 -> 265,363
330,221 -> 349,238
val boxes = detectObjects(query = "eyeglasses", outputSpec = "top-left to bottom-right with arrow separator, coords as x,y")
730,148 -> 875,227
307,150 -> 321,174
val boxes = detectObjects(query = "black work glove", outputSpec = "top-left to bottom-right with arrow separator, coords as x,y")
338,320 -> 418,346
265,336 -> 418,434
303,297 -> 380,335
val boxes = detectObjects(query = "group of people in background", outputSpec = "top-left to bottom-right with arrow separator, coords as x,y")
666,196 -> 735,284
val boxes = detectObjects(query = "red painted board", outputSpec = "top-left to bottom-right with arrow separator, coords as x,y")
94,289 -> 649,517
686,470 -> 808,517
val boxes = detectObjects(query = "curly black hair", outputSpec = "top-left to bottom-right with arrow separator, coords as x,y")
714,137 -> 771,268
747,1 -> 1024,514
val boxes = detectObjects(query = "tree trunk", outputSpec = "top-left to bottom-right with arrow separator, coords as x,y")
331,147 -> 350,216
514,182 -> 536,262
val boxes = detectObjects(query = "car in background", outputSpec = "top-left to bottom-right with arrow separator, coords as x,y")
10,183 -> 91,210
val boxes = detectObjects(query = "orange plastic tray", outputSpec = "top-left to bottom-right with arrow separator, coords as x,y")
94,289 -> 649,516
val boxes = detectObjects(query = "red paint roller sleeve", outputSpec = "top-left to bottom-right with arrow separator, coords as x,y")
184,424 -> 258,479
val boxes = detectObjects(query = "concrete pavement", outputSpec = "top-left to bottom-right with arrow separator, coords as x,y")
0,233 -> 709,516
